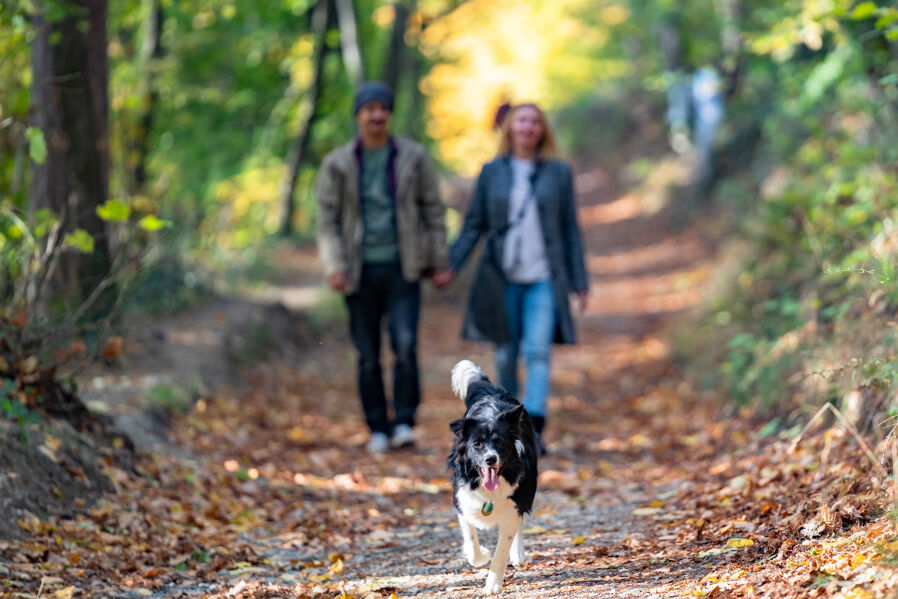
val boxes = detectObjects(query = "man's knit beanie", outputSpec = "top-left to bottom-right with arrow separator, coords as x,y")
353,82 -> 394,114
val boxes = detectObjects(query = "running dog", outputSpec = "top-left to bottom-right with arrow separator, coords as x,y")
447,359 -> 539,595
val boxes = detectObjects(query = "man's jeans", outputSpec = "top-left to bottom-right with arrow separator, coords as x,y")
345,263 -> 421,435
496,280 -> 555,419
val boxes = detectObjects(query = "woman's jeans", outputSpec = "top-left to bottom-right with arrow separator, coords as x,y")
345,263 -> 421,435
496,280 -> 555,419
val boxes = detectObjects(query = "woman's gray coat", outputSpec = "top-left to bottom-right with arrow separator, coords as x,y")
449,155 -> 589,344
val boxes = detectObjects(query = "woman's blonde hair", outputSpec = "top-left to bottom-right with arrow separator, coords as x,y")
496,103 -> 558,159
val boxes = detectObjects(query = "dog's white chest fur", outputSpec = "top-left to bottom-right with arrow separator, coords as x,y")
456,482 -> 520,531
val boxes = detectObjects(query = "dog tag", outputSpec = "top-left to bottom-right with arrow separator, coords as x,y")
481,501 -> 494,517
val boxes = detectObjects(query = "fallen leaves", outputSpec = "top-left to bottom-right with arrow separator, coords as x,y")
4,294 -> 898,599
631,500 -> 665,516
101,336 -> 123,362
1,360 -> 476,598
53,586 -> 76,599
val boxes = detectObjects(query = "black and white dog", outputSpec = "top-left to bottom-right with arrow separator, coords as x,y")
447,360 -> 539,595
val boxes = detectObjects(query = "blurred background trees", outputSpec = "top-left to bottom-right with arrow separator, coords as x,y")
1,0 -> 897,416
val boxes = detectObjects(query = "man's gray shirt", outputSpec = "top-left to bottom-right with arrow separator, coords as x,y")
360,146 -> 399,263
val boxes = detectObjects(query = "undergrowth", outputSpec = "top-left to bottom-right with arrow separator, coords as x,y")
676,36 -> 898,440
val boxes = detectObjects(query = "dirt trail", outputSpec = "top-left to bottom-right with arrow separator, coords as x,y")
14,159 -> 890,599
308,163 -> 719,598
144,161 -> 720,598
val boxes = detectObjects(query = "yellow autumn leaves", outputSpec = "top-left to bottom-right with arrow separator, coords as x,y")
420,0 -> 629,174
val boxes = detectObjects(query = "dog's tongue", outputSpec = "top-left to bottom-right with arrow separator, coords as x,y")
483,467 -> 500,491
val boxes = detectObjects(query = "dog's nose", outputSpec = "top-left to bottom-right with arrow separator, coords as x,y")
485,455 -> 497,466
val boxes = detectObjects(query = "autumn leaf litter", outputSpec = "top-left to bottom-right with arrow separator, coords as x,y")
3,173 -> 898,598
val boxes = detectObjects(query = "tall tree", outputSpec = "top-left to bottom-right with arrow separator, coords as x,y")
382,0 -> 412,92
334,0 -> 365,88
278,0 -> 334,237
711,0 -> 744,100
404,10 -> 428,139
30,0 -> 112,302
132,0 -> 164,194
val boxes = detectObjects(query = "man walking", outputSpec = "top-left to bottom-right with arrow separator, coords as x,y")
316,82 -> 451,453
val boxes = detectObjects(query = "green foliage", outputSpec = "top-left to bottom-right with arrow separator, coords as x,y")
2,0 -> 897,423
25,128 -> 47,165
0,3 -> 32,208
138,215 -> 167,232
63,229 -> 96,254
96,199 -> 132,222
662,0 -> 898,413
0,378 -> 37,443
99,0 -> 407,264
144,381 -> 200,417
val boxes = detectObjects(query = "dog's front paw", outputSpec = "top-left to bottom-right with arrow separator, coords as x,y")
464,545 -> 491,567
483,571 -> 503,595
510,547 -> 526,567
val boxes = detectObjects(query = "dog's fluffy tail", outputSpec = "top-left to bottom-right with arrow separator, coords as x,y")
451,360 -> 485,400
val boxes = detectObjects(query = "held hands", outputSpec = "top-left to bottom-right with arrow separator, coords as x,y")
329,269 -> 454,292
328,271 -> 348,292
430,268 -> 455,289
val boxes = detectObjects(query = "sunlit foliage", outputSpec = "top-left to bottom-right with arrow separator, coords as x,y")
420,0 -> 629,173
1,0 -> 897,414
0,2 -> 33,205
680,0 -> 898,407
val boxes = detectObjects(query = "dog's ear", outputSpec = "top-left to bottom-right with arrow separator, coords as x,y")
449,417 -> 467,437
499,404 -> 524,425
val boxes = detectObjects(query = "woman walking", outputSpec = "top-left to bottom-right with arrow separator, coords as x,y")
447,103 -> 589,454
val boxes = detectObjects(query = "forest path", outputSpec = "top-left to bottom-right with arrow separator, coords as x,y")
150,157 -> 725,599
320,160 -> 720,598
10,158 -> 853,599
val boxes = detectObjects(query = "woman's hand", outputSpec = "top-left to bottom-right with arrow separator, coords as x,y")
431,268 -> 455,289
575,290 -> 589,314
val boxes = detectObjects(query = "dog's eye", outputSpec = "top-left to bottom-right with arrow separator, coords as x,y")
472,441 -> 483,449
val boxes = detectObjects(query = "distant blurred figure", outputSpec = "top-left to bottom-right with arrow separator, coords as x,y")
315,82 -> 452,454
691,66 -> 724,187
443,103 -> 589,454
665,66 -> 724,187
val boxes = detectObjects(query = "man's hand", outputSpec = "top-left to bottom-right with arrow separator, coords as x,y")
328,271 -> 348,292
431,268 -> 455,289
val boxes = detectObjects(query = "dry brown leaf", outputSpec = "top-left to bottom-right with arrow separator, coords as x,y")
43,434 -> 63,452
53,586 -> 76,599
102,336 -> 123,361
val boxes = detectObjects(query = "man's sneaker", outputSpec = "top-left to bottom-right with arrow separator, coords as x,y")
366,432 -> 390,454
390,424 -> 416,449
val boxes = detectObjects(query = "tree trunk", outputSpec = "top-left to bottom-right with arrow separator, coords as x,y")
333,0 -> 365,88
382,1 -> 411,92
133,0 -> 164,193
30,0 -> 111,303
278,0 -> 333,237
657,10 -> 682,73
717,0 -> 743,98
